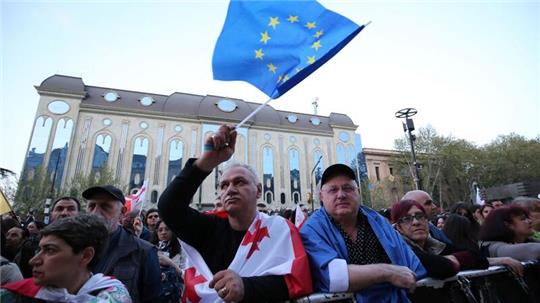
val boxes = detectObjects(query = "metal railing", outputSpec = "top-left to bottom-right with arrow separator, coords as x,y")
292,260 -> 539,303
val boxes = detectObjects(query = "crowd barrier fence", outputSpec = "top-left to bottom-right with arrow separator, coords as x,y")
292,260 -> 540,303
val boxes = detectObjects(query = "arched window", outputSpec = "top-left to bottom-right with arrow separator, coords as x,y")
47,119 -> 73,191
262,146 -> 275,204
313,150 -> 325,186
336,143 -> 346,164
167,140 -> 184,183
129,137 -> 149,191
348,144 -> 356,168
92,134 -> 112,172
280,193 -> 286,204
151,190 -> 158,204
23,116 -> 53,179
289,148 -> 302,203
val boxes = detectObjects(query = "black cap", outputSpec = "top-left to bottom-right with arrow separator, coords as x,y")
82,185 -> 126,204
320,164 -> 357,186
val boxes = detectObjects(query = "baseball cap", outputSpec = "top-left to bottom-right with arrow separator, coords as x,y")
82,185 -> 126,204
320,164 -> 357,186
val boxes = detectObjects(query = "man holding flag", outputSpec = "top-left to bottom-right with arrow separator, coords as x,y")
159,124 -> 312,302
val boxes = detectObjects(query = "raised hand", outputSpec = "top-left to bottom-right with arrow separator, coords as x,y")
195,124 -> 237,172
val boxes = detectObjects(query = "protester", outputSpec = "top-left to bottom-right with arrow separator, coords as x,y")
1,233 -> 23,284
443,214 -> 524,275
435,213 -> 448,230
5,227 -> 26,262
26,221 -> 45,236
491,200 -> 505,208
83,185 -> 161,303
50,197 -> 81,223
480,203 -> 494,222
402,190 -> 453,244
392,201 -> 488,279
301,164 -> 425,302
480,205 -> 540,261
145,208 -> 160,233
512,196 -> 540,240
1,214 -> 131,302
159,124 -> 312,302
122,210 -> 152,241
471,204 -> 483,225
152,220 -> 184,303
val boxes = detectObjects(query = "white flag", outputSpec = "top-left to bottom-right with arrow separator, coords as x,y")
295,204 -> 306,229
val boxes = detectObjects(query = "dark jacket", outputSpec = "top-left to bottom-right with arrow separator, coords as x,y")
93,226 -> 161,303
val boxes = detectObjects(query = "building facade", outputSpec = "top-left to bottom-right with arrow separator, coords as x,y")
22,75 -> 364,210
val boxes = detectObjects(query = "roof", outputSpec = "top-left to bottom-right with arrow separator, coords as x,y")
37,75 -> 358,133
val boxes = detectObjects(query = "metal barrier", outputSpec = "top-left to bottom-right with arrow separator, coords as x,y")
292,261 -> 539,303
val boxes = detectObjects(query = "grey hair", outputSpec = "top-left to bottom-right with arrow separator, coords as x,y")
221,161 -> 260,185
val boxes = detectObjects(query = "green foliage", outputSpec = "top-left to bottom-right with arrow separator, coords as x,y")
14,166 -> 52,214
391,127 -> 540,210
15,166 -> 125,213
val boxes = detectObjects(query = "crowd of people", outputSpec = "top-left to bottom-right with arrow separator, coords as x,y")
1,124 -> 539,302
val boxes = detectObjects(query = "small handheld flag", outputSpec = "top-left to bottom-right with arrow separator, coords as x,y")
212,0 -> 366,100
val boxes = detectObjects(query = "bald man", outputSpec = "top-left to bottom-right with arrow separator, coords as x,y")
401,190 -> 452,245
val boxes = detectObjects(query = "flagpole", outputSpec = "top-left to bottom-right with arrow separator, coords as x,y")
236,96 -> 274,129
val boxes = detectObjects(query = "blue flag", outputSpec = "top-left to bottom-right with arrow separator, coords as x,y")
212,0 -> 365,99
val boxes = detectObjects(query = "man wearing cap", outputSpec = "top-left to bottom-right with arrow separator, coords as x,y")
83,185 -> 161,303
401,190 -> 453,245
300,164 -> 426,302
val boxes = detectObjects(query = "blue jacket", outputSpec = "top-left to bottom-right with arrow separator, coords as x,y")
300,206 -> 426,303
93,226 -> 161,303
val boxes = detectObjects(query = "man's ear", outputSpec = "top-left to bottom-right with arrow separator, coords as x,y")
80,246 -> 95,267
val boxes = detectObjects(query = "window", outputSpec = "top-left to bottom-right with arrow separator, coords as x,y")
286,114 -> 298,123
389,167 -> 394,176
47,119 -> 73,192
262,146 -> 275,204
216,99 -> 237,112
139,96 -> 154,106
375,166 -> 380,181
289,148 -> 302,203
23,116 -> 53,180
104,92 -> 119,102
167,140 -> 184,183
310,117 -> 321,126
151,190 -> 158,204
47,100 -> 70,115
129,137 -> 149,190
336,144 -> 345,164
92,134 -> 112,172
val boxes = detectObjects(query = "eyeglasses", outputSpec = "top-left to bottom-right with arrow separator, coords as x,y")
398,213 -> 427,225
322,185 -> 358,195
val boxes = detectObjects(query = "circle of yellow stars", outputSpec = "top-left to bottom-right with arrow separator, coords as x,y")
253,15 -> 325,84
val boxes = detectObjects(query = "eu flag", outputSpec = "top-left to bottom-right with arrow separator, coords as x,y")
212,0 -> 365,99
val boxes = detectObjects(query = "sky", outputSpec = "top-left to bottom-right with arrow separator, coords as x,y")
1,0 -> 539,176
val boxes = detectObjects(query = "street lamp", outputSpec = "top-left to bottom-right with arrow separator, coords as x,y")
310,155 -> 323,211
395,108 -> 423,190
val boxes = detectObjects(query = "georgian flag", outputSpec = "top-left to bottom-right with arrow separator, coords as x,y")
1,274 -> 127,302
181,212 -> 312,303
125,179 -> 148,212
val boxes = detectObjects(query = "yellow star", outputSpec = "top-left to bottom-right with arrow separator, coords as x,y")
305,22 -> 316,29
260,31 -> 271,44
282,74 -> 289,82
307,56 -> 316,64
287,15 -> 299,23
277,75 -> 283,83
314,30 -> 324,38
268,17 -> 280,29
255,49 -> 264,60
311,40 -> 322,51
267,63 -> 277,73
